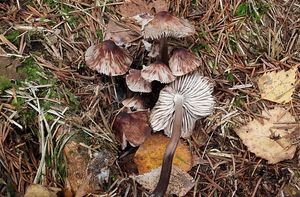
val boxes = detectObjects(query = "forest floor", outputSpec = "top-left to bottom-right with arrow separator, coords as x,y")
0,0 -> 300,196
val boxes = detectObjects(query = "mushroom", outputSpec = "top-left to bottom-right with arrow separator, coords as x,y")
85,39 -> 132,76
122,96 -> 146,111
141,61 -> 175,84
126,69 -> 152,93
169,48 -> 202,76
149,72 -> 215,196
143,11 -> 195,64
113,111 -> 151,150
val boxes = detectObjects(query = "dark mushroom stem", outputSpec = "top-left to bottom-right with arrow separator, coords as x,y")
158,37 -> 168,65
150,94 -> 183,197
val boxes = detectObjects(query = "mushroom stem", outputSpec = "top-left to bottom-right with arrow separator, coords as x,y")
150,94 -> 183,197
158,37 -> 168,65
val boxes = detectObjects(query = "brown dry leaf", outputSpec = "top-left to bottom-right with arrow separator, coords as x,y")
0,56 -> 21,80
131,166 -> 194,196
64,141 -> 90,193
134,133 -> 192,174
119,0 -> 168,17
24,184 -> 61,197
113,111 -> 151,149
104,20 -> 138,46
257,67 -> 298,103
235,107 -> 298,164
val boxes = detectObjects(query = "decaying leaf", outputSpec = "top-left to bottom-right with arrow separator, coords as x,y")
76,150 -> 116,197
131,166 -> 194,196
64,141 -> 116,196
104,20 -> 138,46
0,56 -> 21,80
257,67 -> 298,103
119,0 -> 168,17
64,141 -> 90,193
235,107 -> 298,164
113,111 -> 151,149
24,184 -> 61,197
134,133 -> 192,174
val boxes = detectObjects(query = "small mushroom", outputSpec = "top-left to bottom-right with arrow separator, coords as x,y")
143,11 -> 195,64
149,73 -> 215,196
141,61 -> 175,84
126,69 -> 152,93
85,40 -> 132,76
113,111 -> 151,150
122,96 -> 146,111
169,48 -> 202,76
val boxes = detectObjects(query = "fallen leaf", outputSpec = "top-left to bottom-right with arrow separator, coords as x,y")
64,141 -> 116,197
0,56 -> 20,80
119,0 -> 168,17
257,67 -> 298,103
134,133 -> 193,174
113,111 -> 151,149
64,141 -> 90,193
76,150 -> 116,197
24,184 -> 60,197
131,166 -> 194,196
235,107 -> 298,164
104,20 -> 138,46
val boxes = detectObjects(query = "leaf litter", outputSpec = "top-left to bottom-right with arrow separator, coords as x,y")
131,165 -> 194,197
257,66 -> 298,103
134,133 -> 193,174
235,107 -> 299,164
118,0 -> 168,17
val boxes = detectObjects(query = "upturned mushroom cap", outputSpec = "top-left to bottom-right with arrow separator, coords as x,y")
169,48 -> 202,76
85,40 -> 132,76
122,96 -> 146,111
150,72 -> 214,138
126,69 -> 152,93
143,11 -> 195,39
141,61 -> 176,83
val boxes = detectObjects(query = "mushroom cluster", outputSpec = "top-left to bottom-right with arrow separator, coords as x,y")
85,10 -> 214,197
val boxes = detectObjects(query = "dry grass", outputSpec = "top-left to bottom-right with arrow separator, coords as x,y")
0,0 -> 299,196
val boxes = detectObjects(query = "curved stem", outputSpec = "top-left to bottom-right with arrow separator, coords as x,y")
159,37 -> 168,65
150,95 -> 183,197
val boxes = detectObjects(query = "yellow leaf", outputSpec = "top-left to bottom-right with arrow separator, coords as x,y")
257,67 -> 297,103
24,184 -> 60,197
134,133 -> 192,174
235,107 -> 298,164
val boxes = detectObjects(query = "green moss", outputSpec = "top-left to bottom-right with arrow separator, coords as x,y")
17,57 -> 44,82
233,94 -> 246,107
192,43 -> 211,53
5,30 -> 21,45
44,0 -> 58,8
226,71 -> 234,82
235,3 -> 248,16
0,76 -> 12,92
96,29 -> 103,40
235,2 -> 269,22
11,97 -> 26,109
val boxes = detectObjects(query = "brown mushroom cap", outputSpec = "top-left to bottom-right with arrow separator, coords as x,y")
143,11 -> 195,39
169,48 -> 202,76
113,111 -> 151,149
85,40 -> 132,76
150,72 -> 215,138
126,69 -> 152,93
141,61 -> 176,83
